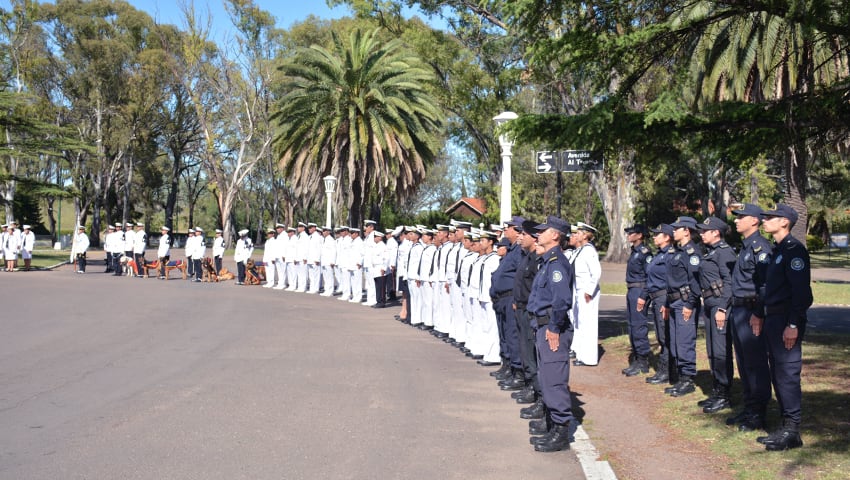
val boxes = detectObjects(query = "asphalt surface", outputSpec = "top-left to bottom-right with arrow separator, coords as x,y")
0,270 -> 584,480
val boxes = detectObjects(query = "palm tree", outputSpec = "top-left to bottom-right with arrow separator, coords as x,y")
672,3 -> 850,240
273,28 -> 443,227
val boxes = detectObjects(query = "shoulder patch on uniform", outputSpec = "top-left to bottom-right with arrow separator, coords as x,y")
685,246 -> 695,255
646,255 -> 652,264
753,246 -> 762,253
689,255 -> 700,266
790,258 -> 805,271
758,252 -> 768,263
639,246 -> 649,254
775,254 -> 783,264
552,270 -> 564,283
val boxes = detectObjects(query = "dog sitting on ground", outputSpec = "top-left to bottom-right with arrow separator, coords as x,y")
244,259 -> 266,285
217,267 -> 235,281
201,257 -> 219,283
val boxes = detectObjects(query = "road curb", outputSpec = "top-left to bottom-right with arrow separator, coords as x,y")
573,425 -> 618,480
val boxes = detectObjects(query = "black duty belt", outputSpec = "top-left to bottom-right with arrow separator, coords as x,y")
627,282 -> 646,289
667,291 -> 682,302
515,301 -> 528,309
702,288 -> 716,299
531,307 -> 553,326
732,296 -> 758,307
649,289 -> 667,301
765,303 -> 790,315
494,290 -> 514,301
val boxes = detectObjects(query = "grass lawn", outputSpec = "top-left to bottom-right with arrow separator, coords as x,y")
27,250 -> 72,269
601,331 -> 850,480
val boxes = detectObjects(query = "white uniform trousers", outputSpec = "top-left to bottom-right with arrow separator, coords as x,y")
334,265 -> 343,293
264,259 -> 279,288
433,282 -> 451,333
308,263 -> 321,293
321,265 -> 335,296
285,261 -> 297,290
480,301 -> 501,362
349,268 -> 363,302
273,260 -> 286,289
572,293 -> 600,365
296,262 -> 308,291
466,298 -> 484,355
338,268 -> 352,301
408,279 -> 422,325
364,267 -> 377,304
458,289 -> 471,344
419,281 -> 434,327
449,283 -> 464,340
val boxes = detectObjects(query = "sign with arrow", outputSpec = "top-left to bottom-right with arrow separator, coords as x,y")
536,151 -> 557,173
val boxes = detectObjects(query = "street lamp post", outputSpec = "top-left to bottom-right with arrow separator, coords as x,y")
323,175 -> 337,227
493,111 -> 518,225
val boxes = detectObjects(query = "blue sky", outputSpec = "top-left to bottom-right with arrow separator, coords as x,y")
126,0 -> 353,38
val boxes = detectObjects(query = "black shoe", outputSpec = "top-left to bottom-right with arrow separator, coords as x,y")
534,424 -> 570,452
511,385 -> 533,399
669,377 -> 695,397
739,415 -> 766,432
529,417 -> 550,435
460,348 -> 470,355
725,410 -> 752,426
760,427 -> 803,450
520,400 -> 546,420
573,360 -> 593,367
371,303 -> 386,309
697,395 -> 717,408
471,354 -> 483,360
434,331 -> 449,338
569,350 -> 576,359
490,362 -> 510,378
499,377 -> 525,391
514,388 -> 537,404
663,384 -> 678,394
477,360 -> 500,367
703,397 -> 731,414
646,371 -> 669,385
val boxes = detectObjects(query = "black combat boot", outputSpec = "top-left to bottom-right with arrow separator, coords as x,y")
499,368 -> 526,391
513,386 -> 537,404
534,423 -> 570,452
738,409 -> 766,432
669,376 -> 695,397
698,383 -> 721,407
760,421 -> 803,451
520,399 -> 546,419
528,413 -> 552,437
703,387 -> 732,413
489,359 -> 510,378
623,355 -> 649,377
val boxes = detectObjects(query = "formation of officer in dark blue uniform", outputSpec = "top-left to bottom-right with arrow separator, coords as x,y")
489,216 -> 526,395
755,204 -> 812,451
639,224 -> 675,385
695,216 -> 738,413
622,224 -> 652,376
725,204 -> 773,432
526,216 -> 574,453
513,220 -> 544,421
662,216 -> 703,397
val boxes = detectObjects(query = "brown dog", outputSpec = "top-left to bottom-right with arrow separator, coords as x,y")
201,257 -> 219,282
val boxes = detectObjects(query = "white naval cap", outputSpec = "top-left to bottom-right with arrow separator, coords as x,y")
136,222 -> 145,227
297,222 -> 307,227
275,223 -> 286,229
215,229 -> 223,233
125,222 -> 133,227
374,231 -> 385,237
307,222 -> 318,228
160,226 -> 170,231
238,229 -> 249,235
195,227 -> 203,233
188,227 -> 195,233
76,224 -> 85,229
364,219 -> 377,225
23,224 -> 31,229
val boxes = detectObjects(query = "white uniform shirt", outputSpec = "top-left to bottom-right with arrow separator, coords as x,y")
262,236 -> 277,263
385,236 -> 399,272
370,239 -> 387,278
295,231 -> 309,262
275,233 -> 288,260
158,234 -> 171,258
478,252 -> 501,303
21,231 -> 35,253
321,235 -> 337,266
467,254 -> 487,301
71,231 -> 89,257
234,237 -> 253,263
212,235 -> 226,257
406,241 -> 424,281
419,243 -> 438,283
458,250 -> 479,290
571,243 -> 601,297
104,230 -> 122,254
133,230 -> 147,254
122,229 -> 135,252
307,231 -> 323,263
284,233 -> 298,262
191,235 -> 206,259
347,236 -> 364,270
396,238 -> 412,278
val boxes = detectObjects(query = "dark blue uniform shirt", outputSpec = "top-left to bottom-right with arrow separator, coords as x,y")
762,234 -> 813,326
626,243 -> 652,297
731,231 -> 772,312
666,241 -> 702,308
698,241 -> 736,307
644,244 -> 673,299
512,248 -> 538,304
527,246 -> 574,334
490,242 -> 520,296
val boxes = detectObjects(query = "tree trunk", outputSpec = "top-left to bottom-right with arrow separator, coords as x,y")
784,142 -> 808,243
589,151 -> 636,263
46,196 -> 57,243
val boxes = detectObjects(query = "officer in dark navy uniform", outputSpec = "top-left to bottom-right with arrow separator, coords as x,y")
696,216 -> 738,413
622,224 -> 653,376
526,216 -> 574,452
756,204 -> 812,451
513,220 -> 544,421
725,203 -> 773,431
663,216 -> 702,397
641,224 -> 675,385
490,216 -> 527,396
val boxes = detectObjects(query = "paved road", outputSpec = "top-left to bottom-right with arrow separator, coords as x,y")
0,271 -> 584,479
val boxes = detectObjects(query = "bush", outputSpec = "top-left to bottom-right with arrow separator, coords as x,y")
807,234 -> 825,251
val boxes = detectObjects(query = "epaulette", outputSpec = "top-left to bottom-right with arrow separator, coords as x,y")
545,251 -> 559,263
753,246 -> 762,253
717,242 -> 729,248
639,246 -> 649,254
685,246 -> 695,255
787,242 -> 799,250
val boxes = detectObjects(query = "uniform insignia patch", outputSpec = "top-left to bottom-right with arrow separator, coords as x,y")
689,255 -> 699,266
790,258 -> 805,271
775,254 -> 783,264
686,246 -> 694,255
744,253 -> 751,261
674,254 -> 681,261
552,270 -> 563,283
758,252 -> 768,263
646,256 -> 652,264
